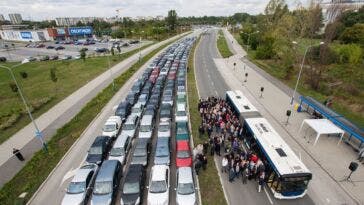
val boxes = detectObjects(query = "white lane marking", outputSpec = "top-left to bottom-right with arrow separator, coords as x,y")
264,186 -> 274,205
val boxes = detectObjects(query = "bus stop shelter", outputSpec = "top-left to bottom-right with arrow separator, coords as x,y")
299,119 -> 345,146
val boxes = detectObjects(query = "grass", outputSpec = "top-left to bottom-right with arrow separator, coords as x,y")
187,36 -> 228,205
217,30 -> 233,58
0,34 -> 186,205
0,43 -> 154,144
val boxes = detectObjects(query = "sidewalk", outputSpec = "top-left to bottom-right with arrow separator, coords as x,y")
217,28 -> 362,204
0,33 -> 186,187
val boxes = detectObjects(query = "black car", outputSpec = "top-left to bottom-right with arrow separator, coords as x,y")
46,45 -> 54,49
95,48 -> 108,53
120,164 -> 145,205
86,136 -> 112,165
126,91 -> 139,105
115,101 -> 131,122
0,57 -> 6,62
129,40 -> 140,44
55,46 -> 65,50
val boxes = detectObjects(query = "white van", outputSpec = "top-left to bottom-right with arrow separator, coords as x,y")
108,133 -> 132,165
139,115 -> 154,140
175,103 -> 188,122
102,116 -> 122,139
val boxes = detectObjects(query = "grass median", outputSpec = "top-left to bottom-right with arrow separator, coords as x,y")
0,34 -> 187,205
188,36 -> 228,205
217,29 -> 233,58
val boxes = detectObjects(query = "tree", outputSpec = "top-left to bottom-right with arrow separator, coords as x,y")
80,49 -> 86,61
166,10 -> 177,31
111,47 -> 115,56
50,67 -> 58,95
9,82 -> 18,93
339,24 -> 364,45
19,71 -> 28,79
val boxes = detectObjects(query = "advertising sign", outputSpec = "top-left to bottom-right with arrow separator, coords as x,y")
20,31 -> 32,39
68,27 -> 93,36
56,28 -> 66,35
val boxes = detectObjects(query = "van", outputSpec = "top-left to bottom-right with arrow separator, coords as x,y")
91,160 -> 122,205
108,133 -> 132,166
102,116 -> 122,139
139,115 -> 154,140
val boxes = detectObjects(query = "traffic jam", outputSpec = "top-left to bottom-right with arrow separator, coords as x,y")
61,36 -> 197,205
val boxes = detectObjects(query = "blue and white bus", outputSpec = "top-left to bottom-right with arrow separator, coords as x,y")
225,91 -> 312,199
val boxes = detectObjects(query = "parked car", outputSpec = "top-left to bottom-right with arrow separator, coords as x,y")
102,116 -> 122,139
86,136 -> 112,165
0,57 -> 7,62
130,102 -> 144,119
120,164 -> 145,205
147,165 -> 170,205
176,140 -> 192,167
39,55 -> 50,61
129,40 -> 140,44
121,115 -> 139,139
49,55 -> 59,60
91,160 -> 122,205
177,94 -> 186,104
80,47 -> 88,52
35,43 -> 45,48
108,133 -> 132,166
126,91 -> 139,105
137,94 -> 149,107
176,167 -> 196,205
46,45 -> 55,49
138,115 -> 154,140
161,95 -> 173,106
61,164 -> 98,205
158,121 -> 171,138
131,138 -> 150,166
154,137 -> 171,165
61,55 -> 72,60
55,46 -> 65,50
175,103 -> 188,122
95,47 -> 108,53
114,101 -> 131,122
176,121 -> 189,141
159,104 -> 172,122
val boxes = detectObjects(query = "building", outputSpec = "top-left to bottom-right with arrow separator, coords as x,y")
8,13 -> 22,24
47,26 -> 93,41
0,29 -> 51,42
320,0 -> 364,24
0,14 -> 5,22
55,17 -> 103,26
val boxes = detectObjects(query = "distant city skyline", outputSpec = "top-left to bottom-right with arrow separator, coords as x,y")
0,0 -> 309,21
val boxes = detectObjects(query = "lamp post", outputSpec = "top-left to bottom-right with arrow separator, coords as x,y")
290,41 -> 324,105
242,31 -> 259,53
0,63 -> 47,151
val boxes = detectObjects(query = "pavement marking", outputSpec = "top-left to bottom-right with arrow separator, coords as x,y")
264,186 -> 274,205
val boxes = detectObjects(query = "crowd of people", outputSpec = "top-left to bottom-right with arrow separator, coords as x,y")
195,96 -> 268,192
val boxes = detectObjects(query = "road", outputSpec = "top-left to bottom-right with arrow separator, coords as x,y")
193,28 -> 315,205
28,31 -> 198,205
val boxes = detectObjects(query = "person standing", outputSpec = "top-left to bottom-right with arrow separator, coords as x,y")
258,171 -> 265,192
202,155 -> 208,170
13,148 -> 24,161
221,156 -> 228,173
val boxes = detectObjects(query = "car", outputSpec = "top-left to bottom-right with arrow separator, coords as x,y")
61,164 -> 98,205
39,55 -> 50,61
114,101 -> 131,122
154,137 -> 171,165
55,46 -> 65,50
49,55 -> 59,60
129,40 -> 139,44
91,160 -> 122,205
61,55 -> 72,60
176,121 -> 189,141
175,103 -> 188,122
22,56 -> 37,63
121,115 -> 139,139
46,45 -> 54,49
162,95 -> 173,106
159,104 -> 172,122
177,86 -> 186,95
176,140 -> 192,167
138,115 -> 154,140
147,165 -> 170,205
158,121 -> 171,138
80,47 -> 88,52
102,116 -> 122,139
0,57 -> 7,62
95,47 -> 108,53
160,67 -> 169,76
121,42 -> 129,47
131,138 -> 150,166
167,72 -> 176,80
35,43 -> 45,48
130,102 -> 144,119
177,94 -> 186,104
137,94 -> 149,107
126,91 -> 139,105
86,136 -> 112,165
108,133 -> 132,166
74,55 -> 81,59
120,164 -> 145,205
176,167 -> 196,205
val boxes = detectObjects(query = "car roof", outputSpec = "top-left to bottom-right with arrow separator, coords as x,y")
135,138 -> 149,148
157,137 -> 169,146
113,133 -> 130,147
96,160 -> 119,182
141,115 -> 153,124
159,121 -> 170,126
178,167 -> 193,184
92,136 -> 109,146
177,140 -> 190,150
125,164 -> 143,183
125,115 -> 138,124
72,168 -> 93,182
151,165 -> 168,181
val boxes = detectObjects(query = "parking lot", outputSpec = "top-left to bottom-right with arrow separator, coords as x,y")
0,39 -> 151,62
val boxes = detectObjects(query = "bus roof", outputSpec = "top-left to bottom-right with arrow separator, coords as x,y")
245,117 -> 311,176
226,90 -> 260,118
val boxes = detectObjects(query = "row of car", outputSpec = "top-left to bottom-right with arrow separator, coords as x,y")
61,36 -> 196,205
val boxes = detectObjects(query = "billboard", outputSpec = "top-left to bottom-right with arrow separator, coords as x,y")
56,28 -> 66,35
68,27 -> 93,36
20,31 -> 32,39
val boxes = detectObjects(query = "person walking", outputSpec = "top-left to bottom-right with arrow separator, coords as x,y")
202,155 -> 208,170
195,159 -> 202,175
203,141 -> 209,155
242,166 -> 248,184
229,167 -> 235,182
13,148 -> 24,161
221,156 -> 228,173
258,171 -> 265,193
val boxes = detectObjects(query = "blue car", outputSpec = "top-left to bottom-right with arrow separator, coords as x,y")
154,137 -> 170,165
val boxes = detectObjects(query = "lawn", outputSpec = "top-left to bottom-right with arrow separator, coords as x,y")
0,34 -> 186,205
187,36 -> 228,205
0,44 -> 153,144
217,30 -> 233,58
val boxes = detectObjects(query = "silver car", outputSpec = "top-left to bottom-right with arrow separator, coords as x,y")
154,137 -> 170,165
131,139 -> 149,166
176,167 -> 196,205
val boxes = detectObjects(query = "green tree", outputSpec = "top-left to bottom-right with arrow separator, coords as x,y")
50,67 -> 58,95
166,10 -> 177,31
80,49 -> 86,61
339,24 -> 364,45
111,28 -> 125,39
111,47 -> 115,56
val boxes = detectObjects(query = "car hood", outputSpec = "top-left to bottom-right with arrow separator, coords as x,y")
176,193 -> 196,205
147,192 -> 168,205
91,193 -> 112,205
86,154 -> 102,164
102,130 -> 117,137
121,193 -> 140,205
131,156 -> 147,166
61,192 -> 85,205
176,134 -> 189,141
176,116 -> 188,122
139,131 -> 152,139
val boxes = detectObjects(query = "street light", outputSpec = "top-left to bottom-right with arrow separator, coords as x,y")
0,63 -> 47,151
242,31 -> 259,53
290,41 -> 325,105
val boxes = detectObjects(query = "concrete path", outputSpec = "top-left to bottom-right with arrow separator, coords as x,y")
217,28 -> 362,204
0,33 -> 186,187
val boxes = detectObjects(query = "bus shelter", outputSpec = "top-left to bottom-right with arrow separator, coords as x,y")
299,119 -> 345,146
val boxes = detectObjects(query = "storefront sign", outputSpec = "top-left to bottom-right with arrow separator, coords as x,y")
20,32 -> 32,39
68,27 -> 93,35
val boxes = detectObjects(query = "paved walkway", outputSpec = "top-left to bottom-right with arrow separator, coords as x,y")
0,33 -> 186,187
216,28 -> 363,204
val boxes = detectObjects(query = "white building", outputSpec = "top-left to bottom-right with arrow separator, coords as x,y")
9,13 -> 22,24
55,17 -> 103,26
0,29 -> 51,42
0,14 -> 5,22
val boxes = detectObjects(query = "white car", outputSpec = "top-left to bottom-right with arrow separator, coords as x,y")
139,115 -> 154,139
108,133 -> 132,165
176,167 -> 196,205
177,85 -> 186,95
121,115 -> 139,139
158,121 -> 171,138
175,103 -> 188,122
102,116 -> 122,139
147,165 -> 170,205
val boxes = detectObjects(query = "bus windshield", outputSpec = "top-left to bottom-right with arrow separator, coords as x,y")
281,178 -> 309,193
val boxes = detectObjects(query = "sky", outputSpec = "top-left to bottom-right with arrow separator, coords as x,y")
0,0 -> 309,21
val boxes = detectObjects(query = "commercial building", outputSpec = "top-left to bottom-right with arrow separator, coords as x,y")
8,13 -> 22,24
0,29 -> 52,42
47,26 -> 93,41
55,17 -> 103,26
0,14 -> 5,22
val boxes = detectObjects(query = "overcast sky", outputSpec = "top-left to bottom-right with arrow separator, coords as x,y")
0,0 -> 309,21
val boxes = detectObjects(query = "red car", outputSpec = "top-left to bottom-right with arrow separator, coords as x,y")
167,72 -> 176,80
176,140 -> 192,167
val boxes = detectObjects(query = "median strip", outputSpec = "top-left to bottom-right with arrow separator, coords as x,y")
217,29 -> 233,58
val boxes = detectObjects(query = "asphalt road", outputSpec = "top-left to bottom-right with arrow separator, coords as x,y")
194,28 -> 315,205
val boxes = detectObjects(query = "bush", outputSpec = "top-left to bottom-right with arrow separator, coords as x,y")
335,44 -> 363,64
9,82 -> 18,93
19,71 -> 28,79
255,35 -> 275,59
339,24 -> 364,45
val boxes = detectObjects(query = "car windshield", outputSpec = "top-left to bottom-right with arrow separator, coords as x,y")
123,123 -> 135,130
89,146 -> 102,155
110,147 -> 124,157
177,150 -> 190,158
150,181 -> 167,193
134,148 -> 146,157
123,182 -> 140,194
159,124 -> 170,132
178,183 -> 194,195
103,124 -> 116,132
177,111 -> 186,116
67,181 -> 86,194
177,127 -> 187,134
116,108 -> 125,115
140,125 -> 151,132
156,147 -> 169,157
94,181 -> 112,195
163,96 -> 172,101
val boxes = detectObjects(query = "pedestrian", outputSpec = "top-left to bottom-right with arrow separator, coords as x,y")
195,159 -> 202,175
210,143 -> 215,156
215,141 -> 221,156
13,148 -> 24,161
199,124 -> 204,137
202,155 -> 208,170
258,171 -> 265,192
358,147 -> 364,162
229,167 -> 235,182
235,162 -> 240,178
203,141 -> 209,155
242,166 -> 248,184
221,156 -> 228,173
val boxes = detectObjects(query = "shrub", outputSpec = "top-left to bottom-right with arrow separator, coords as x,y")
339,24 -> 364,45
9,82 -> 18,93
19,71 -> 28,79
335,44 -> 363,64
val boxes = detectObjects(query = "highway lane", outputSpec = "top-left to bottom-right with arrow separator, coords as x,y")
194,28 -> 315,205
